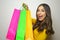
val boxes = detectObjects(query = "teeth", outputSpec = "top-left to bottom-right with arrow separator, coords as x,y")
39,16 -> 42,17
38,16 -> 43,19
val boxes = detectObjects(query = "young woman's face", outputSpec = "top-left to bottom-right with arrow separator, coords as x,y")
37,6 -> 46,21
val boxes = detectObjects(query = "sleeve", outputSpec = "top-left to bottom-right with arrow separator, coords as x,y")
32,18 -> 36,25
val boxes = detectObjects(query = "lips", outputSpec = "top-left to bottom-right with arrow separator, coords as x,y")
38,15 -> 43,19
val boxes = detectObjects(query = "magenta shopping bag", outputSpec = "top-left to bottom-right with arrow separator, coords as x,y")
6,9 -> 20,40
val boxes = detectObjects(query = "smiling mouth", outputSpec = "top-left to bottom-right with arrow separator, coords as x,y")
38,15 -> 43,19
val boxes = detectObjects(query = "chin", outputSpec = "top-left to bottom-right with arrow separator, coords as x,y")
39,19 -> 43,21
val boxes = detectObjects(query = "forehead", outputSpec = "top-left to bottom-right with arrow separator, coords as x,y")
38,6 -> 45,10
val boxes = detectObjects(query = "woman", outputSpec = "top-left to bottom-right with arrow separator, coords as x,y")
23,3 -> 55,40
32,3 -> 55,40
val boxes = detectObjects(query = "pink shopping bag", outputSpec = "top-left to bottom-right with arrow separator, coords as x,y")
6,9 -> 20,40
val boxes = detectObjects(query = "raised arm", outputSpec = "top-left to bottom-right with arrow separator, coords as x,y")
22,3 -> 36,25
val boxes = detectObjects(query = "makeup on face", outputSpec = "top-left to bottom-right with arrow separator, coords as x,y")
37,6 -> 46,21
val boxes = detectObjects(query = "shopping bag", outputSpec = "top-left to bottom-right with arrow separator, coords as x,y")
6,9 -> 20,40
16,9 -> 26,40
25,10 -> 33,40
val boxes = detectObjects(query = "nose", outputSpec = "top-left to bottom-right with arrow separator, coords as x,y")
37,11 -> 41,15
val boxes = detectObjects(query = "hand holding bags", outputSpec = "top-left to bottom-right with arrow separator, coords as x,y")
6,9 -> 20,40
22,3 -> 33,40
6,3 -> 33,40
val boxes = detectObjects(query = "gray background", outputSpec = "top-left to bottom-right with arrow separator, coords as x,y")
0,0 -> 60,40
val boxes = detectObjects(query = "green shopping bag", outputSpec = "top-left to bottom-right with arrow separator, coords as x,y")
16,9 -> 26,40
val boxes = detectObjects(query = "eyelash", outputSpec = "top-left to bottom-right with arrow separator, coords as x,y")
42,10 -> 44,12
37,10 -> 45,12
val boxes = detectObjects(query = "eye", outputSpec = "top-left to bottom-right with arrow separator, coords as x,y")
41,9 -> 45,12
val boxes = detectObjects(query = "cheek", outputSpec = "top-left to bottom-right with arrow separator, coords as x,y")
36,12 -> 39,17
36,12 -> 40,15
42,12 -> 46,19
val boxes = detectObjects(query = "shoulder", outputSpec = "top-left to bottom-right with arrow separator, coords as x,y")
32,18 -> 36,25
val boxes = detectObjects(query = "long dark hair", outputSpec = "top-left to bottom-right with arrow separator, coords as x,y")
33,3 -> 54,35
